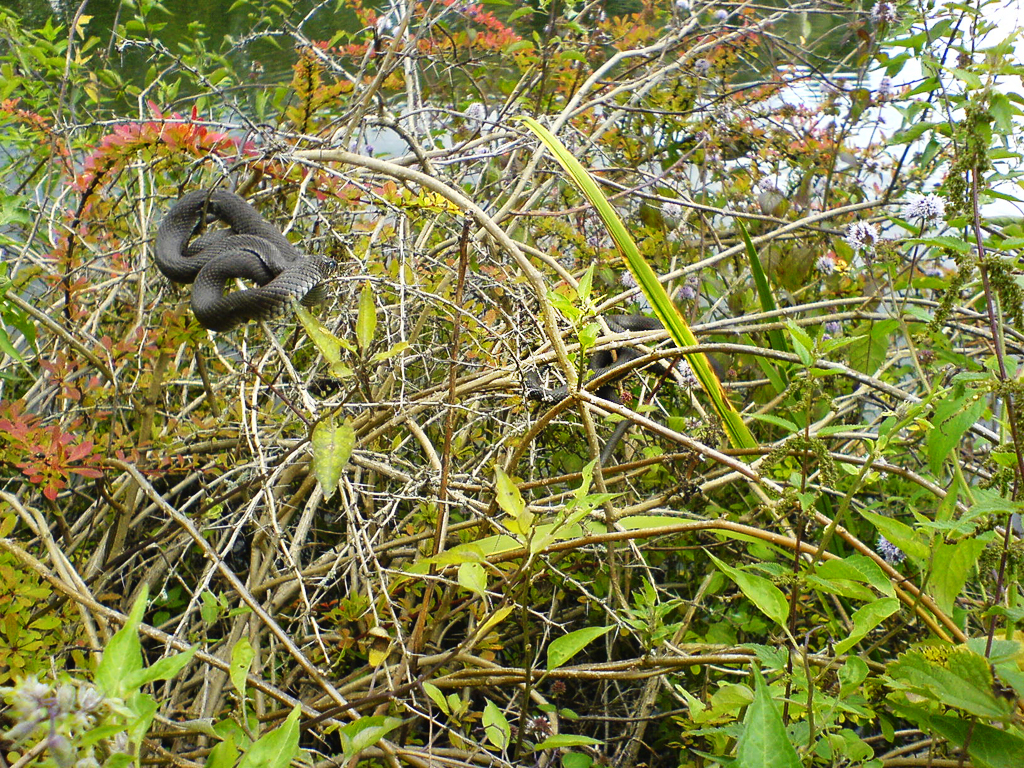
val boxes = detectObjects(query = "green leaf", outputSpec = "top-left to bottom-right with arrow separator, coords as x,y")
889,647 -> 1013,721
205,735 -> 238,768
239,705 -> 301,768
519,116 -> 755,451
860,509 -> 930,563
928,538 -> 987,617
561,754 -> 594,768
96,585 -> 148,699
482,699 -> 510,750
127,691 -> 159,764
311,416 -> 355,501
471,606 -> 514,647
816,555 -> 894,597
833,598 -> 900,654
370,340 -> 410,363
927,714 -> 1024,768
903,235 -> 971,253
707,553 -> 788,628
547,626 -> 613,671
458,562 -> 487,598
339,715 -> 403,760
847,319 -> 898,375
735,667 -> 801,768
577,262 -> 595,303
356,281 -> 377,352
749,414 -> 798,432
124,645 -> 197,690
295,304 -> 356,364
421,682 -> 449,715
926,388 -> 986,475
534,734 -> 602,750
495,466 -> 532,533
230,638 -> 255,700
738,220 -> 789,357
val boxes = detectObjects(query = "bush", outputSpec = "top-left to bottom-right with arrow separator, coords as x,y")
1,0 -> 1023,765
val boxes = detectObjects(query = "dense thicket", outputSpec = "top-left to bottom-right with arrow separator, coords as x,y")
1,1 -> 1023,766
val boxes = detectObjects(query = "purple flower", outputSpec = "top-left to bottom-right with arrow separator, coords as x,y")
693,58 -> 712,75
844,221 -> 880,254
871,1 -> 899,25
877,75 -> 893,99
815,256 -> 836,275
877,535 -> 906,564
679,360 -> 699,388
678,277 -> 699,301
824,321 -> 842,336
904,193 -> 946,226
464,101 -> 487,129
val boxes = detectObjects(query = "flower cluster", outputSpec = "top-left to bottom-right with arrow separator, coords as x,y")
876,535 -> 906,565
877,75 -> 893,100
678,276 -> 700,301
678,360 -> 700,389
871,1 -> 900,25
844,221 -> 880,254
904,193 -> 946,226
464,101 -> 488,130
1,675 -> 126,768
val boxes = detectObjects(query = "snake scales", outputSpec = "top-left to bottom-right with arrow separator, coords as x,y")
154,189 -> 333,332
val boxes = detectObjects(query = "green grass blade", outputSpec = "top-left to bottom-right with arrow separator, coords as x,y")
521,116 -> 756,450
737,219 -> 790,354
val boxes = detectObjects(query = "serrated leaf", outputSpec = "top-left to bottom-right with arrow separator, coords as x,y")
926,388 -> 986,474
889,648 -> 1012,720
816,554 -> 894,597
860,509 -> 930,562
928,714 -> 1024,768
928,538 -> 987,617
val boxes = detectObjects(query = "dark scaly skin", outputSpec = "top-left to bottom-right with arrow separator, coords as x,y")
154,189 -> 333,331
525,314 -> 665,404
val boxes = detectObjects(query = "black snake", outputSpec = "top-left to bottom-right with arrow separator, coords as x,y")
154,189 -> 333,332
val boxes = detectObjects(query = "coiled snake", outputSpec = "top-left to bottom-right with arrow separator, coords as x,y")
154,189 -> 333,331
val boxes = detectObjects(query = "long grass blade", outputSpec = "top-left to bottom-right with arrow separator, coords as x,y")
521,116 -> 756,450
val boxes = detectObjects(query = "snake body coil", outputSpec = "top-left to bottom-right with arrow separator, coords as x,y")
154,189 -> 333,331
